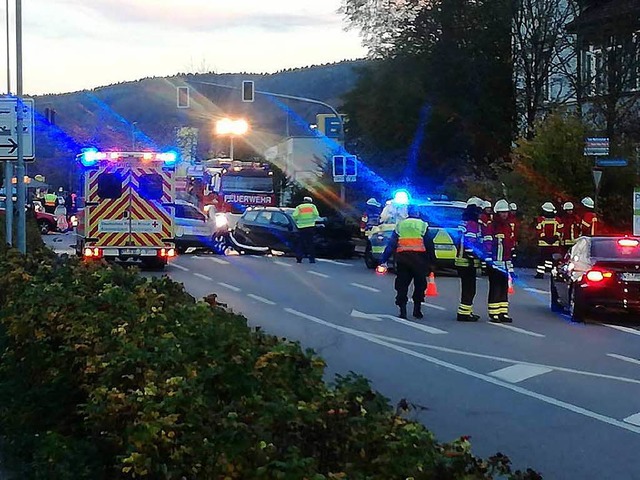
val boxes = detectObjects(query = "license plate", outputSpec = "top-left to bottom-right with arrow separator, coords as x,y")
121,248 -> 141,256
621,272 -> 640,282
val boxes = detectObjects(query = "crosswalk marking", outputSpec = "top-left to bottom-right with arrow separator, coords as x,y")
489,364 -> 553,383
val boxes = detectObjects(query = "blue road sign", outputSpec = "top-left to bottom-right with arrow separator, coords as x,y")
324,117 -> 341,138
596,158 -> 628,167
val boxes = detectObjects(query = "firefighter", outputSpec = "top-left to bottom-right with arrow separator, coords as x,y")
292,196 -> 320,264
535,202 -> 563,279
485,199 -> 514,323
360,197 -> 382,235
455,197 -> 483,322
43,190 -> 57,214
561,202 -> 581,252
580,196 -> 598,236
479,200 -> 493,231
380,204 -> 435,320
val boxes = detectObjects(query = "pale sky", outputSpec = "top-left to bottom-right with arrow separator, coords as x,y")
1,0 -> 368,95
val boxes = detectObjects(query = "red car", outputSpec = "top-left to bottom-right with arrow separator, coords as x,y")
0,199 -> 58,234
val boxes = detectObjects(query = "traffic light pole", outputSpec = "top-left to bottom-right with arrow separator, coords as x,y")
15,0 -> 26,253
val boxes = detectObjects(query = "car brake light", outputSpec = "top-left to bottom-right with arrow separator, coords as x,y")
83,247 -> 101,258
618,238 -> 639,248
585,269 -> 613,283
159,248 -> 176,258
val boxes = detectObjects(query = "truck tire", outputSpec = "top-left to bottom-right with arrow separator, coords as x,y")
364,242 -> 377,269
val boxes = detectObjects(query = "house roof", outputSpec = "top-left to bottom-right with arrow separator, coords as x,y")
567,0 -> 640,33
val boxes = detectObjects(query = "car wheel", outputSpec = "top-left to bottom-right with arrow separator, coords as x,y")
142,257 -> 166,271
38,219 -> 50,235
176,245 -> 188,255
212,233 -> 229,255
364,242 -> 377,269
550,278 -> 563,313
569,287 -> 587,323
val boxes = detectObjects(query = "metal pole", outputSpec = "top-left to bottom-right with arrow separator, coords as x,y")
230,135 -> 234,161
131,122 -> 137,150
3,0 -> 12,245
15,0 -> 25,253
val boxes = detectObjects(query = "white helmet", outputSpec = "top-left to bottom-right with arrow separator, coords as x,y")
563,202 -> 574,211
494,199 -> 510,213
542,202 -> 556,213
466,196 -> 483,207
509,202 -> 517,211
366,197 -> 381,208
581,197 -> 594,209
482,201 -> 492,209
303,196 -> 313,203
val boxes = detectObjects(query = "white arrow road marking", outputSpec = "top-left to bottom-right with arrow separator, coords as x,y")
603,324 -> 640,336
170,264 -> 189,272
247,294 -> 276,305
624,413 -> 640,426
350,282 -> 380,293
349,309 -> 446,333
308,270 -> 329,278
208,257 -> 230,265
316,259 -> 353,266
490,364 -> 553,383
193,273 -> 213,281
350,309 -> 384,321
218,282 -> 241,292
489,323 -> 545,338
525,287 -> 550,294
607,353 -> 640,366
407,300 -> 447,311
274,260 -> 293,268
282,308 -> 640,435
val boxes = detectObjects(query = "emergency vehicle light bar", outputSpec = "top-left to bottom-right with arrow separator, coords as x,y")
80,149 -> 178,167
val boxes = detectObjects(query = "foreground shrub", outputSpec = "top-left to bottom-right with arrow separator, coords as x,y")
0,251 -> 541,479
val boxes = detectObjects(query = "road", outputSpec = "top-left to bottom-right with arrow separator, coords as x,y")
46,233 -> 640,479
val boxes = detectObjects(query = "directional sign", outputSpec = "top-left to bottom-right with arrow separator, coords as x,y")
634,188 -> 640,236
584,137 -> 609,156
596,158 -> 628,167
0,97 -> 35,160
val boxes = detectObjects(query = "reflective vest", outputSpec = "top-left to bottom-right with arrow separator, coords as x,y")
535,215 -> 563,247
292,202 -> 319,229
486,218 -> 515,266
581,211 -> 598,236
455,219 -> 481,268
561,213 -> 581,246
395,218 -> 428,253
44,193 -> 57,206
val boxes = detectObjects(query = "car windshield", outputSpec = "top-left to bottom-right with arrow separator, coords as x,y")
591,239 -> 640,259
417,205 -> 463,228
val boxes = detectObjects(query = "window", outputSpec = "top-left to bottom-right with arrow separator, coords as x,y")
139,173 -> 163,200
242,210 -> 259,222
97,172 -> 123,199
175,205 -> 206,221
255,211 -> 272,224
417,205 -> 464,228
592,239 -> 640,259
221,175 -> 274,193
271,212 -> 290,227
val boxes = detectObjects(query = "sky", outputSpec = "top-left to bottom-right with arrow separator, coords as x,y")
1,0 -> 368,95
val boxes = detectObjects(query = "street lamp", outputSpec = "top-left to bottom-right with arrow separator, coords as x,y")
215,118 -> 249,160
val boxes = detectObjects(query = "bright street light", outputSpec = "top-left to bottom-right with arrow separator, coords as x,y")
215,118 -> 249,160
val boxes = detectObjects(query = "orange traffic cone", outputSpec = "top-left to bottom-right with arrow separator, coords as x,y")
508,274 -> 515,295
425,272 -> 438,297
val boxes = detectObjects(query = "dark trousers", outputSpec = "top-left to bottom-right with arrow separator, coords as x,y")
537,246 -> 560,277
457,266 -> 476,316
488,265 -> 509,319
394,252 -> 429,307
296,227 -> 316,262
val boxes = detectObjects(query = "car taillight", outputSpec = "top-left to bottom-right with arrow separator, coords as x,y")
159,248 -> 176,258
585,269 -> 613,283
83,247 -> 101,258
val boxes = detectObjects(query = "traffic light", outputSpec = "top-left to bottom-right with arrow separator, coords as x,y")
242,80 -> 255,102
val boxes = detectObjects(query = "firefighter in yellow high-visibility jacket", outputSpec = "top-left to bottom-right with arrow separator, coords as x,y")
292,196 -> 320,264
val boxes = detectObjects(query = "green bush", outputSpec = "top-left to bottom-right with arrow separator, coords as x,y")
0,250 -> 541,479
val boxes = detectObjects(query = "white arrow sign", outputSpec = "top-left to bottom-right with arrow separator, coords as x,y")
0,97 -> 35,160
350,309 -> 448,334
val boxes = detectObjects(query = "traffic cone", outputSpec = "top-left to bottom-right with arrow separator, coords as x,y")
425,272 -> 438,297
508,274 -> 515,295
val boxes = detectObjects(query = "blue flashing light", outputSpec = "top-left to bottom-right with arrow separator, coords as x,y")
80,148 -> 99,167
159,151 -> 178,165
393,189 -> 410,206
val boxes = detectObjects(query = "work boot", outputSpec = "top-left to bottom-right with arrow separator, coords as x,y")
489,316 -> 502,323
457,314 -> 478,322
398,305 -> 407,319
500,315 -> 513,323
413,305 -> 423,319
470,313 -> 481,321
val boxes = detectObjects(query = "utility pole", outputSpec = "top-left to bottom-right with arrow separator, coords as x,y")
15,0 -> 25,253
3,0 -> 12,246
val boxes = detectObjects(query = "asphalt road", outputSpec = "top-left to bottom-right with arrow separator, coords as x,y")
46,233 -> 640,479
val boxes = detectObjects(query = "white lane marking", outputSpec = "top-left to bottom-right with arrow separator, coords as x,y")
603,324 -> 640,336
308,270 -> 329,278
624,413 -> 640,426
274,260 -> 293,268
218,282 -> 241,292
193,273 -> 213,281
387,316 -> 448,335
364,332 -> 640,385
424,303 -> 446,311
350,282 -> 380,293
490,364 -> 554,383
247,293 -> 276,305
607,353 -> 640,366
208,257 -> 230,265
525,287 -> 550,295
350,309 -> 384,321
489,322 -> 545,338
170,264 -> 189,272
283,308 -> 640,435
316,259 -> 353,266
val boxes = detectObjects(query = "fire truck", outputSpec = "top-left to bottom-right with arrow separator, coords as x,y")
75,149 -> 177,269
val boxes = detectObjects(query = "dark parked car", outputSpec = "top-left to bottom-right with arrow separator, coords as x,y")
550,236 -> 640,321
230,206 -> 355,258
0,198 -> 57,234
